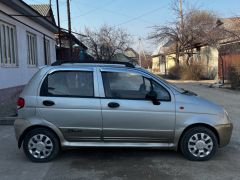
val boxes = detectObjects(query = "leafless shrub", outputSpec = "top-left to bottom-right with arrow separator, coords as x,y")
168,65 -> 181,79
180,61 -> 205,80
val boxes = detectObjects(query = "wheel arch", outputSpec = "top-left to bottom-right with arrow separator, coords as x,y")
177,123 -> 220,151
18,125 -> 61,149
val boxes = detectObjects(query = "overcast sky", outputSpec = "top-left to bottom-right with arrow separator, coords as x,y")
24,0 -> 240,53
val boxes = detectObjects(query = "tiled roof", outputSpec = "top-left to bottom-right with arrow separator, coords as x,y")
30,4 -> 50,17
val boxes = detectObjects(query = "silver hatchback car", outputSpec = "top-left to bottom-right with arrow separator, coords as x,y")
14,61 -> 233,162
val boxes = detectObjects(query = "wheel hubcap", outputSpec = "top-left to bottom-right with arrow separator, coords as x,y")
28,134 -> 53,159
188,133 -> 213,158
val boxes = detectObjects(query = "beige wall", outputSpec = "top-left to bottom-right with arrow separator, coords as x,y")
152,54 -> 176,74
152,56 -> 160,72
179,46 -> 219,79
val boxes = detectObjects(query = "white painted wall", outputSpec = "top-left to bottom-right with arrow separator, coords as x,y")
0,3 -> 56,89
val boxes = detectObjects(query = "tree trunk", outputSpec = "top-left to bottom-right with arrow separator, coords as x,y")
175,43 -> 180,65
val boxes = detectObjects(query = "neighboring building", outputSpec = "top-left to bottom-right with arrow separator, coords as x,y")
124,47 -> 139,62
0,1 -> 57,116
112,48 -> 139,65
217,17 -> 240,80
151,41 -> 176,75
55,29 -> 89,61
112,53 -> 138,65
152,17 -> 240,80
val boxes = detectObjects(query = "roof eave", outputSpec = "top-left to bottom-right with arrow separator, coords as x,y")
1,0 -> 58,33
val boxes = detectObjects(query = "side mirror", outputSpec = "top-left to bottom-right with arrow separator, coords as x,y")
146,91 -> 160,105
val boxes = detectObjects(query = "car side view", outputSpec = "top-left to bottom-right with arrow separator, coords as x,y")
14,61 -> 233,162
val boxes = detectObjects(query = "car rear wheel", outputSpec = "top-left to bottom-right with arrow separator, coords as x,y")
23,128 -> 60,162
180,126 -> 218,161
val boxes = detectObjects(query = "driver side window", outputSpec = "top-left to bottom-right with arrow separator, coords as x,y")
101,71 -> 170,101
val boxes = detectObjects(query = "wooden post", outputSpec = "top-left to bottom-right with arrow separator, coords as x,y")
67,0 -> 72,61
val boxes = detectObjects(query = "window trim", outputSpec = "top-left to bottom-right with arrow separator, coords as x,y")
101,71 -> 171,102
27,31 -> 38,67
0,21 -> 18,67
44,38 -> 51,65
40,70 -> 95,98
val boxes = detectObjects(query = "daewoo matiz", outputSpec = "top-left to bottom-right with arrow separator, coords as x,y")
14,61 -> 233,162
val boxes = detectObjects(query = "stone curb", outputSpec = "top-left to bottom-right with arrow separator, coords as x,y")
0,117 -> 16,125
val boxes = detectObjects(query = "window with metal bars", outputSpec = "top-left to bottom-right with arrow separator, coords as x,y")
27,32 -> 37,66
0,21 -> 17,66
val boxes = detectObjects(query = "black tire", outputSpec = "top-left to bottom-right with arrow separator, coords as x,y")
180,126 -> 218,161
23,128 -> 60,162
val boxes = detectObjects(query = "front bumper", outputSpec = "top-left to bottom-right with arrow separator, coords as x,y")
215,123 -> 233,147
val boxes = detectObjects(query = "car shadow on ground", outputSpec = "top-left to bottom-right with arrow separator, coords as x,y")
59,147 -> 183,161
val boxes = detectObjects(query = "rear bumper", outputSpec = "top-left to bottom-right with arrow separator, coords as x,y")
215,123 -> 233,147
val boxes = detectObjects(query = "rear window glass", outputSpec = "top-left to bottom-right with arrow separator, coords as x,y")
40,71 -> 94,97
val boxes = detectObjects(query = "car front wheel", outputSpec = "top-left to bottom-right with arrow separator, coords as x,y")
180,126 -> 218,161
23,128 -> 60,162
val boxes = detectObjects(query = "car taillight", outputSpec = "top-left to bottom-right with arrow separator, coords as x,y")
17,98 -> 25,109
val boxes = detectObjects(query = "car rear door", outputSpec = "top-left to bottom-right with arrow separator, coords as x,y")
98,68 -> 176,143
36,67 -> 102,142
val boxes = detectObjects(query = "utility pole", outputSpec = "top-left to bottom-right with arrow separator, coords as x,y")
56,0 -> 62,62
179,0 -> 184,30
67,0 -> 72,61
138,38 -> 141,67
138,38 -> 147,68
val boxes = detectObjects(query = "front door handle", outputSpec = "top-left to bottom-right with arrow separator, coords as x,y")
108,102 -> 120,108
43,100 -> 55,106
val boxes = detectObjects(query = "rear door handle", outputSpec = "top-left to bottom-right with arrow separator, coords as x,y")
43,100 -> 55,106
108,102 -> 120,108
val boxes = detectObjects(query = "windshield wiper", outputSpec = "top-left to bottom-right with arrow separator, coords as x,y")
181,89 -> 197,96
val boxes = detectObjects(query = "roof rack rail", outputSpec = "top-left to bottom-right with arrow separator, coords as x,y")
51,60 -> 135,68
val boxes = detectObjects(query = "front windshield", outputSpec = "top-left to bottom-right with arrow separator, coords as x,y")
138,68 -> 185,93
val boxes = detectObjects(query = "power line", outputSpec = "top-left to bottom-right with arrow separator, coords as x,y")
61,0 -> 115,21
115,6 -> 166,27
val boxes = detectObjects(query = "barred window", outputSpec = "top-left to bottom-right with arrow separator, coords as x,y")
45,39 -> 51,65
0,22 -> 17,66
27,32 -> 37,66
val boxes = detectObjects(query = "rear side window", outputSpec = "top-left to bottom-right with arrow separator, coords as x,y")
40,71 -> 94,97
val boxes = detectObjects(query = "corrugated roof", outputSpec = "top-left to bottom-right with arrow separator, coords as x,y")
30,4 -> 50,17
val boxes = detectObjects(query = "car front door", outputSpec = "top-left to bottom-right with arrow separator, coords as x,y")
36,68 -> 102,142
99,68 -> 176,143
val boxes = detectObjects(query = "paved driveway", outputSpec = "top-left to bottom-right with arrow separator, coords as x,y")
0,82 -> 239,180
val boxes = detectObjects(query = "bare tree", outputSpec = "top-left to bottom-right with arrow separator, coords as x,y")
149,23 -> 181,65
150,0 -> 240,67
81,25 -> 132,61
149,7 -> 220,65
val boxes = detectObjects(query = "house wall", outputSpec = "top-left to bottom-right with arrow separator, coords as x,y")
0,3 -> 56,90
179,46 -> 219,79
198,46 -> 218,79
165,54 -> 176,73
152,56 -> 160,73
152,55 -> 176,74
